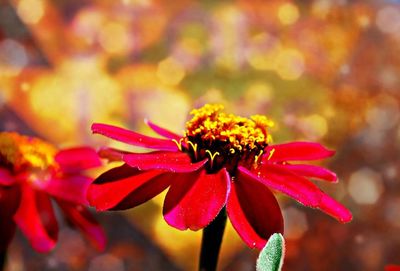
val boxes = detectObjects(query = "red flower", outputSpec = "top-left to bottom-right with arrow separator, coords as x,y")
88,104 -> 352,249
386,265 -> 400,271
0,132 -> 106,253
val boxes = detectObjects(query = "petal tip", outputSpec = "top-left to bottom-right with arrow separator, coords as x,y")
339,211 -> 353,223
327,149 -> 336,157
163,215 -> 188,231
33,239 -> 57,253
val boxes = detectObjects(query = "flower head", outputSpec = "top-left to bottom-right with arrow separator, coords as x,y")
88,104 -> 352,249
0,132 -> 105,253
181,104 -> 273,173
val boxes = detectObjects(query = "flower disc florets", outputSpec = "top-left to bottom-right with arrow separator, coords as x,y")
0,132 -> 57,172
182,104 -> 274,173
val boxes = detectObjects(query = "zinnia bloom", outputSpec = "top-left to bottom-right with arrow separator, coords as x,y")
88,104 -> 352,249
0,132 -> 105,253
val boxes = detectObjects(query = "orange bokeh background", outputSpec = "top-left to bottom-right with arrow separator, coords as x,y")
1,1 -> 400,270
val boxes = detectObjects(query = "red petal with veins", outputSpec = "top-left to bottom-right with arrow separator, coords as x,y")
123,151 -> 207,172
92,123 -> 178,151
163,169 -> 230,231
55,147 -> 102,173
263,142 -> 335,162
145,119 -> 183,141
0,168 -> 15,186
276,164 -> 338,183
57,200 -> 106,251
240,165 -> 352,223
240,165 -> 322,206
45,175 -> 92,205
14,185 -> 58,253
87,164 -> 170,211
0,185 -> 20,251
227,170 -> 283,249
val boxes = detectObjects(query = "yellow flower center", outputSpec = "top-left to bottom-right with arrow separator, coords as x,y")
182,104 -> 274,172
0,132 -> 57,172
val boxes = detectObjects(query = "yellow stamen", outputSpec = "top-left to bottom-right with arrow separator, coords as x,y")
205,150 -> 220,168
187,141 -> 198,159
172,138 -> 184,151
254,149 -> 264,164
267,148 -> 275,160
185,104 -> 273,152
229,148 -> 235,154
0,132 -> 57,170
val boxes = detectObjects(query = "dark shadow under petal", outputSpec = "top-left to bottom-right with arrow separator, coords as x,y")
0,185 -> 20,251
227,170 -> 283,249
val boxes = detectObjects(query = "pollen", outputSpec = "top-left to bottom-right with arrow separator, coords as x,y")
184,104 -> 274,152
0,132 -> 57,171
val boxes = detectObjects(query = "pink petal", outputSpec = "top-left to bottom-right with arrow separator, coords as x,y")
14,185 -> 58,253
87,164 -> 171,211
318,193 -> 352,223
45,175 -> 92,205
123,151 -> 207,172
240,165 -> 352,223
227,170 -> 283,249
55,147 -> 102,173
57,200 -> 106,251
145,119 -> 182,141
0,185 -> 20,251
240,165 -> 322,207
278,164 -> 338,183
0,168 -> 15,186
92,123 -> 178,151
263,142 -> 335,162
163,169 -> 230,231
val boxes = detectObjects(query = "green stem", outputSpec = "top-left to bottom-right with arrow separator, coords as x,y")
198,208 -> 227,271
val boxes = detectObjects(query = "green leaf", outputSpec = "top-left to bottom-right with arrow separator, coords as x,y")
256,233 -> 285,271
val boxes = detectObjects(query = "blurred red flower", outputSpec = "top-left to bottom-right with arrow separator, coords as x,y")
0,132 -> 105,253
88,104 -> 351,249
386,265 -> 400,271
